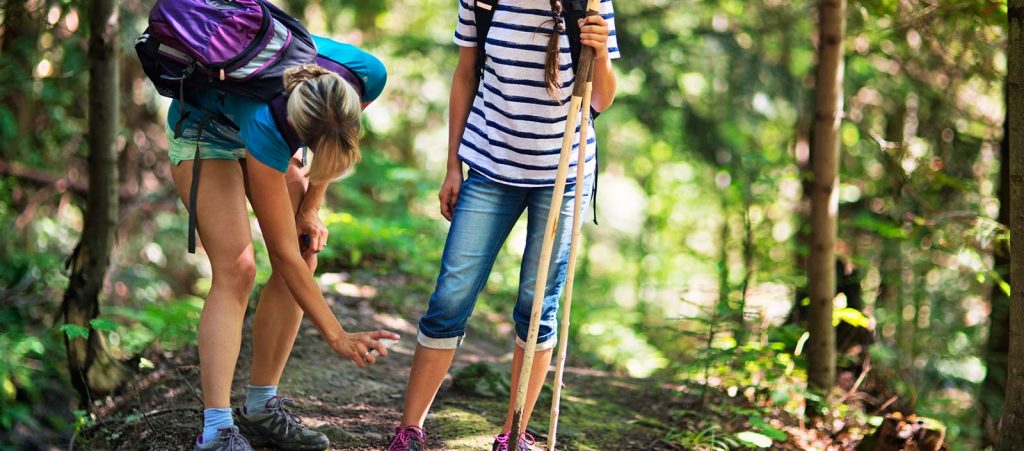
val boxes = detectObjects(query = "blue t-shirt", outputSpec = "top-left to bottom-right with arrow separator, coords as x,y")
167,36 -> 387,173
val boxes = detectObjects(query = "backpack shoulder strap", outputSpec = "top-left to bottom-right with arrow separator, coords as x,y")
564,0 -> 599,120
268,95 -> 303,152
474,0 -> 498,78
564,1 -> 586,79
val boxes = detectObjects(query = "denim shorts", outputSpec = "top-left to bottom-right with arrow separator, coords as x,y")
417,169 -> 593,351
165,119 -> 247,165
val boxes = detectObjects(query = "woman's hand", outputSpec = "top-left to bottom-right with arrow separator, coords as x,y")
328,330 -> 402,368
296,208 -> 328,256
439,169 -> 464,221
578,15 -> 611,60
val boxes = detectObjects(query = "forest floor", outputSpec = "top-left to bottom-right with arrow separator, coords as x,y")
72,274 -> 680,450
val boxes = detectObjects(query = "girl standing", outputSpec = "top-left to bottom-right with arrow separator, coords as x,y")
387,1 -> 619,449
166,35 -> 400,451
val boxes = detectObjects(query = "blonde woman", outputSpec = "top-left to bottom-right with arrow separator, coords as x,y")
165,36 -> 399,451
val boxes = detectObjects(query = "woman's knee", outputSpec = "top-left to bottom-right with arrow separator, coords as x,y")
419,286 -> 476,336
212,253 -> 258,295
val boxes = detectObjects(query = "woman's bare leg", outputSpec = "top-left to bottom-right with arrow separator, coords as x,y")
399,345 -> 458,427
501,346 -> 553,434
245,158 -> 315,386
170,159 -> 256,409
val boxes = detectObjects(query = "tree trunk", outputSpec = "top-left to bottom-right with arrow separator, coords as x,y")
736,175 -> 754,345
61,0 -> 130,406
806,0 -> 846,391
981,95 -> 1011,446
717,194 -> 731,330
1001,1 -> 1024,447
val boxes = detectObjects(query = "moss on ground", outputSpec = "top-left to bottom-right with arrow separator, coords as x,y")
429,362 -> 667,450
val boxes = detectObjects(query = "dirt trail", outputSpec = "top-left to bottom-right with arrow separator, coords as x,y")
75,279 -> 672,450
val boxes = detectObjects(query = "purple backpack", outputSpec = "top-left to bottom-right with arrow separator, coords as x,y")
136,0 -> 316,105
135,0 -> 366,149
135,0 -> 367,253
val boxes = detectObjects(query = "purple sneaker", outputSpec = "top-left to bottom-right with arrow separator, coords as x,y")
492,432 -> 535,451
386,425 -> 426,451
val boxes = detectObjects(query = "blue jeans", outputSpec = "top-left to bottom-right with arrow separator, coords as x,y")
417,169 -> 593,350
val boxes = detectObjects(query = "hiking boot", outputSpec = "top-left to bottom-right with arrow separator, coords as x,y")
386,425 -> 427,451
195,426 -> 254,451
235,396 -> 329,451
492,431 -> 536,451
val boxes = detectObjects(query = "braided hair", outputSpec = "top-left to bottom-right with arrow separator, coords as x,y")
544,0 -> 564,101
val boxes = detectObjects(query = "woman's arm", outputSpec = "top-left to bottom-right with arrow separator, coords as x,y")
579,15 -> 618,112
248,161 -> 341,339
438,46 -> 480,221
299,181 -> 328,211
296,180 -> 329,254
449,47 -> 479,173
246,157 -> 398,366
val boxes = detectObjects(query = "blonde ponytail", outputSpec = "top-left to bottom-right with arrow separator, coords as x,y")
283,63 -> 362,183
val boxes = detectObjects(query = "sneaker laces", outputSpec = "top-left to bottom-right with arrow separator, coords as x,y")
265,396 -> 303,434
494,432 -> 536,451
493,432 -> 511,451
389,426 -> 426,451
519,432 -> 536,448
215,427 -> 251,451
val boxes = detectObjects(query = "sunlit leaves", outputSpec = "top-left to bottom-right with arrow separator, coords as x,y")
832,307 -> 870,328
735,430 -> 773,448
59,324 -> 89,340
88,318 -> 117,332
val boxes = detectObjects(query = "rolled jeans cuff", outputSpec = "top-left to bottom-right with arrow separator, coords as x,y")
515,334 -> 557,352
417,328 -> 465,350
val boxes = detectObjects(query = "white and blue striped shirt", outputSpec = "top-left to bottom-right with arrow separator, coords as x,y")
454,0 -> 621,187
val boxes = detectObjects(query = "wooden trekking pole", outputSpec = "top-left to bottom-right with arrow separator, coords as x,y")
510,0 -> 602,444
546,45 -> 596,451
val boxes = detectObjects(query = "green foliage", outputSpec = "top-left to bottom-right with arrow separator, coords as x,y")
747,417 -> 787,442
833,307 -> 871,328
107,297 -> 203,355
451,362 -> 511,399
0,0 -> 1010,448
319,211 -> 438,275
0,333 -> 47,429
665,424 -> 739,451
734,430 -> 773,448
60,324 -> 90,340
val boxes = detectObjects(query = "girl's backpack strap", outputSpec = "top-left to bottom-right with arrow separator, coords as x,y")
474,0 -> 498,78
564,0 -> 600,121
